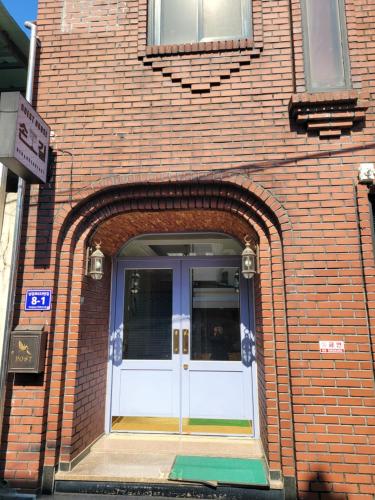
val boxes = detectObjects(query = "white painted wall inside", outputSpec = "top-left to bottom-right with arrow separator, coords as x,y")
0,190 -> 17,364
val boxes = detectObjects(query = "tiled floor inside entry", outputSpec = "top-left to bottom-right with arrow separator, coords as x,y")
55,434 -> 264,483
112,417 -> 253,435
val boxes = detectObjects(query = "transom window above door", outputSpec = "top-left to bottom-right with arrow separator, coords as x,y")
119,233 -> 244,257
148,0 -> 252,46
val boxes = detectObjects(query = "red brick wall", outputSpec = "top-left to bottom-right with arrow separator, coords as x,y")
1,0 -> 374,497
63,259 -> 111,462
254,273 -> 268,460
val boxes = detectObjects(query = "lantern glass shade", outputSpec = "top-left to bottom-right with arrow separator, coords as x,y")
241,244 -> 256,279
89,244 -> 105,280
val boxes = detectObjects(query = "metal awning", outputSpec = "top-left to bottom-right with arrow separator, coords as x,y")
0,1 -> 28,92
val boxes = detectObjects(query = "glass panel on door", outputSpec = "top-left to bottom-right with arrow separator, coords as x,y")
123,269 -> 172,360
190,267 -> 241,362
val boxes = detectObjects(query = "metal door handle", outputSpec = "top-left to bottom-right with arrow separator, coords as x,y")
183,329 -> 189,354
173,329 -> 179,354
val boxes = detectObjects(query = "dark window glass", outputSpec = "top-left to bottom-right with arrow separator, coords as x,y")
190,267 -> 241,361
149,0 -> 251,45
303,0 -> 350,91
123,269 -> 172,360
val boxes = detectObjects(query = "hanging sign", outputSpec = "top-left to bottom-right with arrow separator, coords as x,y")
0,92 -> 50,183
319,340 -> 345,353
25,290 -> 52,311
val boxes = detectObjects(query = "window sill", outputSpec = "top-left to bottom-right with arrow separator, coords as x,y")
143,38 -> 258,58
289,90 -> 370,138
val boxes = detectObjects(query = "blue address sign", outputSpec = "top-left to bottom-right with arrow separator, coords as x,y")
25,290 -> 52,311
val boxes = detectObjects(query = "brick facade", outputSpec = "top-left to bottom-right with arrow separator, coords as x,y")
1,0 -> 374,498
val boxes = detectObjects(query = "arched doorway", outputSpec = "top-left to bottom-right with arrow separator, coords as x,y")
108,233 -> 258,437
50,180 -> 294,484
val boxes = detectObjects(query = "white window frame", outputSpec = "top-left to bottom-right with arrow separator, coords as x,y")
148,0 -> 252,46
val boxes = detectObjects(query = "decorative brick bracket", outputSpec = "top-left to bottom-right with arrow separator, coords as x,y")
289,91 -> 369,138
142,43 -> 262,93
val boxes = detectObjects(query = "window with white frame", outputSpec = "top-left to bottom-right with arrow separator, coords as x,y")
301,0 -> 351,92
148,0 -> 252,46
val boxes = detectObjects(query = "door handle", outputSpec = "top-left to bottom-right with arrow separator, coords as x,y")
183,329 -> 189,354
173,329 -> 179,354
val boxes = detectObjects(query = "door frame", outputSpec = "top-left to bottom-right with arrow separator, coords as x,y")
105,255 -> 259,437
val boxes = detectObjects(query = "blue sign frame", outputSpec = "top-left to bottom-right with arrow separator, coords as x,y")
25,290 -> 52,311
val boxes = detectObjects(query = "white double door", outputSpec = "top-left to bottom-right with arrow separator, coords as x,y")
110,257 -> 257,436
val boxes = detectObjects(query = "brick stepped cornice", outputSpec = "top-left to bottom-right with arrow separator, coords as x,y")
289,91 -> 370,138
141,44 -> 262,93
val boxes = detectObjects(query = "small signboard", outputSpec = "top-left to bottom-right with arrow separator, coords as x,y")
319,340 -> 345,353
8,326 -> 47,373
25,290 -> 52,311
0,92 -> 50,183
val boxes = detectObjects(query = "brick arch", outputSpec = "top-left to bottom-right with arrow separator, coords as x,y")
43,179 -> 295,487
92,210 -> 259,256
54,174 -> 292,240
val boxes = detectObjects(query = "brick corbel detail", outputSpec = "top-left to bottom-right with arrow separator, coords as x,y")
289,90 -> 369,138
142,47 -> 261,93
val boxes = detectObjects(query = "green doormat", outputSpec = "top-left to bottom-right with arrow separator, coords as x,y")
169,456 -> 269,487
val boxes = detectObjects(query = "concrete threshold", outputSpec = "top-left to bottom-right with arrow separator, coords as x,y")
54,434 -> 284,498
56,434 -> 265,483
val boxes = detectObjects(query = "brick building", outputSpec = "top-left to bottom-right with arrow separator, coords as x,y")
1,0 -> 374,498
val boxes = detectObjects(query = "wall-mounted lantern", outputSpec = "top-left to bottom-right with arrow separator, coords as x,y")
86,242 -> 105,280
130,271 -> 140,294
242,237 -> 256,279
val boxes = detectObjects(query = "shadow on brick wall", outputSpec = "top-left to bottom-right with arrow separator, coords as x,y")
33,48 -> 57,269
33,172 -> 57,269
299,470 -> 356,499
